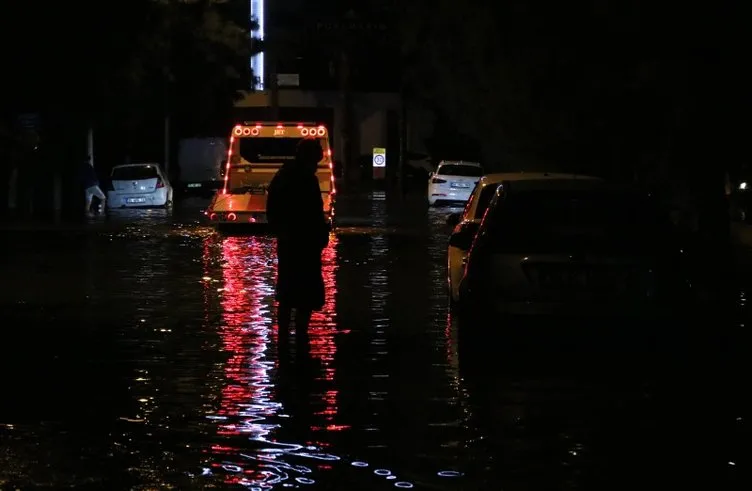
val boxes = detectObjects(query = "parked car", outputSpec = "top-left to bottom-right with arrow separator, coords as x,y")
457,178 -> 692,326
427,161 -> 483,206
446,173 -> 602,303
106,163 -> 173,209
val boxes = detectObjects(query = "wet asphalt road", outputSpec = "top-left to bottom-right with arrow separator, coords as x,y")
0,192 -> 749,490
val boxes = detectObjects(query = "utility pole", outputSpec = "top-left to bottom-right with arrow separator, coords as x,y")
340,48 -> 357,186
86,127 -> 94,164
164,113 -> 170,175
162,60 -> 170,175
269,52 -> 280,120
398,86 -> 407,198
163,1 -> 173,176
163,45 -> 171,175
162,49 -> 171,175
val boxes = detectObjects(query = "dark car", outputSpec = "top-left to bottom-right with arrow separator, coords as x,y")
457,179 -> 693,329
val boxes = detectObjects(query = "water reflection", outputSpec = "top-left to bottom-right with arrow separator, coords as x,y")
12,195 -> 742,488
200,234 -> 344,488
196,230 -> 433,489
304,237 -> 343,433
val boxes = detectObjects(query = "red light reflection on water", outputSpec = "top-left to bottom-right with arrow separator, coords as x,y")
309,237 -> 339,376
199,234 -> 345,486
216,237 -> 275,427
309,237 -> 344,432
275,236 -> 345,435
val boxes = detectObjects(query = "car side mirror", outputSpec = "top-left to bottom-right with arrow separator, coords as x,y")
428,171 -> 434,178
446,212 -> 461,227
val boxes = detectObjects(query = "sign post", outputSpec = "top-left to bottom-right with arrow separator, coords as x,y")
372,147 -> 386,180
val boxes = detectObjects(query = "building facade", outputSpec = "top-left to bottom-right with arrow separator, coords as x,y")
240,0 -> 434,182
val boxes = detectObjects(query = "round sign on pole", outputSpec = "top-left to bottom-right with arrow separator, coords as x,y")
372,147 -> 386,168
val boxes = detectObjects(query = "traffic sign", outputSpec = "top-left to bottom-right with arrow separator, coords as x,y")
372,147 -> 386,167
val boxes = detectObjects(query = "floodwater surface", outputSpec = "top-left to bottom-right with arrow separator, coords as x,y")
0,194 -> 747,490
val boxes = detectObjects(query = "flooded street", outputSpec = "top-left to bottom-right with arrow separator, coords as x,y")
0,193 -> 748,490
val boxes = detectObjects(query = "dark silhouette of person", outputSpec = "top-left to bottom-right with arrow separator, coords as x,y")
266,138 -> 330,337
80,155 -> 106,215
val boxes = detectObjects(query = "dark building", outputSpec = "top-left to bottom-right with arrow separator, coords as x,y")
235,0 -> 414,184
263,0 -> 400,92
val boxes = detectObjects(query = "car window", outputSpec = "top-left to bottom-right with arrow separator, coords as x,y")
112,166 -> 160,181
484,190 -> 671,253
461,183 -> 480,218
474,183 -> 501,219
437,164 -> 483,177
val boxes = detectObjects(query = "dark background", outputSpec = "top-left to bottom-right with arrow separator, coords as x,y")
0,0 -> 749,240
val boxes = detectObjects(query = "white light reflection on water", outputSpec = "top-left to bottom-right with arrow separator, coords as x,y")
199,234 -> 461,489
202,235 -> 343,488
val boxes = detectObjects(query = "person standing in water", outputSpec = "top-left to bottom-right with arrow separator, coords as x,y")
266,138 -> 330,336
81,155 -> 106,216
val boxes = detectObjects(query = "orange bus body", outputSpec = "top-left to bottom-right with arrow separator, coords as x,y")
206,122 -> 335,226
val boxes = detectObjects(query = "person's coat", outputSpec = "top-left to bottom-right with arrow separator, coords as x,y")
266,161 -> 330,310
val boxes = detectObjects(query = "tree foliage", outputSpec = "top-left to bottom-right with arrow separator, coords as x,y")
3,0 -> 259,134
151,0 -> 261,133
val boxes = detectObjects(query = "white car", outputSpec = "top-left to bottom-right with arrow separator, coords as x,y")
106,163 -> 173,209
446,173 -> 603,303
427,161 -> 483,206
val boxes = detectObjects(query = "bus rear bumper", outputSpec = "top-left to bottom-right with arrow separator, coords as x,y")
205,210 -> 268,224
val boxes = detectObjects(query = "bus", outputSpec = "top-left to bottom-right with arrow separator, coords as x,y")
205,122 -> 336,227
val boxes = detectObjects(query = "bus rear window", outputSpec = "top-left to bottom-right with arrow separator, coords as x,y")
237,137 -> 326,163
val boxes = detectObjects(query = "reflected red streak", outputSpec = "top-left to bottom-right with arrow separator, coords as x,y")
202,236 -> 215,348
313,390 -> 339,418
200,235 -> 277,476
310,424 -> 351,432
202,231 -> 345,474
269,235 -> 342,432
209,445 -> 240,455
309,236 -> 340,429
309,237 -> 338,367
218,237 -> 270,420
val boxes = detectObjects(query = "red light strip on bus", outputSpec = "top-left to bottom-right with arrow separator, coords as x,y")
222,136 -> 234,194
328,149 -> 336,195
232,125 -> 325,137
